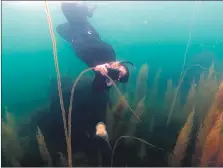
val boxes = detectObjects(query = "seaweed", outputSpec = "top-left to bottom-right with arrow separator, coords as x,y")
169,108 -> 195,166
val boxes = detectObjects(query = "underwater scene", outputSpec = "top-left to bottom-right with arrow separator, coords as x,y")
2,1 -> 223,167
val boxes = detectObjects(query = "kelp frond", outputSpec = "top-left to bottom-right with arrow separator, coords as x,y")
57,152 -> 68,167
131,97 -> 146,123
135,63 -> 149,105
200,112 -> 223,166
149,68 -> 162,106
36,126 -> 52,166
2,108 -> 24,166
169,109 -> 195,166
164,79 -> 174,112
193,81 -> 223,166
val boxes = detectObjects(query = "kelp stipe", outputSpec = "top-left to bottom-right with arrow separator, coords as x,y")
45,1 -> 141,166
105,74 -> 142,122
125,97 -> 145,145
44,1 -> 141,162
166,1 -> 201,127
166,63 -> 220,127
68,67 -> 142,127
44,1 -> 71,166
110,136 -> 164,167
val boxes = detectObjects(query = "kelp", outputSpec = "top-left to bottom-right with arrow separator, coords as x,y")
169,109 -> 195,166
148,68 -> 162,107
2,108 -> 24,167
36,126 -> 52,166
3,55 -> 222,167
200,112 -> 223,166
135,64 -> 149,105
192,81 -> 223,166
125,97 -> 146,145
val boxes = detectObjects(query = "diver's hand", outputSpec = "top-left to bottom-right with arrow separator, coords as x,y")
95,63 -> 110,76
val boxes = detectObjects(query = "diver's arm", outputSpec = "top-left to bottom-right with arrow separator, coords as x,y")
56,22 -> 73,43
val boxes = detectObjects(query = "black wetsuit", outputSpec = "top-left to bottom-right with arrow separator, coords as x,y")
56,2 -> 116,92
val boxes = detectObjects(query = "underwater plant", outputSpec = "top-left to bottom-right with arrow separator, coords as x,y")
216,125 -> 223,166
195,81 -> 223,166
182,80 -> 196,119
164,79 -> 174,113
121,64 -> 149,144
192,80 -> 222,166
2,59 -> 220,167
200,112 -> 223,166
134,63 -> 149,106
2,107 -> 24,166
195,63 -> 218,122
57,152 -> 68,167
112,95 -> 128,115
148,68 -> 162,107
105,60 -> 221,166
166,1 -> 203,127
125,97 -> 146,145
36,126 -> 52,166
2,0 -> 222,166
169,109 -> 195,166
111,136 -> 164,167
16,3 -> 219,166
110,95 -> 128,142
44,1 -> 71,166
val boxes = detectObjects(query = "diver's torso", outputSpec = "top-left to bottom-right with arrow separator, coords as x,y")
69,22 -> 116,67
69,21 -> 100,44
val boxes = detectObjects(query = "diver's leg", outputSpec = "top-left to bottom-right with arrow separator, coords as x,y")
61,2 -> 88,23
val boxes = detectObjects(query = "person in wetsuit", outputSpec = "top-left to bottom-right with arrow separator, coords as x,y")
56,2 -> 130,92
56,2 -> 132,165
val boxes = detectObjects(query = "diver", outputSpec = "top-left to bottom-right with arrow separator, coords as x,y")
56,2 -> 133,92
56,2 -> 133,165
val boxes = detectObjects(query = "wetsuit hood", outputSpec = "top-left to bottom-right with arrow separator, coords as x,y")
119,63 -> 130,83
